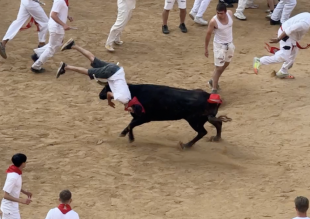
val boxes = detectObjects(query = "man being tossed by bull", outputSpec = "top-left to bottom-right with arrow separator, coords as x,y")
253,12 -> 310,79
56,38 -> 145,115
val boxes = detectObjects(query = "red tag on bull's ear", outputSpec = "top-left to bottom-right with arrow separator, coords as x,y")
208,94 -> 222,104
125,97 -> 145,113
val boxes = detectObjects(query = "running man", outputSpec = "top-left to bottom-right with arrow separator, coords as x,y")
162,0 -> 188,34
0,153 -> 32,219
30,0 -> 73,73
105,0 -> 136,52
189,0 -> 211,25
205,3 -> 235,94
253,12 -> 310,79
44,190 -> 79,219
0,0 -> 48,59
56,38 -> 140,112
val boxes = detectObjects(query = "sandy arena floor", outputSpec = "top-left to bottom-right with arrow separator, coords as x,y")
1,0 -> 310,218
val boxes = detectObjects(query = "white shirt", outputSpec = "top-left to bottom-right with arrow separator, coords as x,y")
48,0 -> 68,34
213,12 -> 233,44
0,173 -> 22,214
108,67 -> 131,104
292,217 -> 310,219
45,208 -> 79,219
282,12 -> 310,42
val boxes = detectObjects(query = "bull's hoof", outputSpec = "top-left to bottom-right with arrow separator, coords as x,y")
119,133 -> 126,137
129,138 -> 135,143
210,136 -> 221,142
179,142 -> 191,150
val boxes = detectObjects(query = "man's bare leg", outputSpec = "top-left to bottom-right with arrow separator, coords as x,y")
1,40 -> 8,47
56,61 -> 90,78
64,65 -> 89,75
162,10 -> 170,26
180,9 -> 186,24
212,62 -> 230,93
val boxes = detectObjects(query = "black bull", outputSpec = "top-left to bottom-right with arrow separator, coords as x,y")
99,83 -> 231,149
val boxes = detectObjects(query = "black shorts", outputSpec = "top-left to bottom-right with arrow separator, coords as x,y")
87,57 -> 120,80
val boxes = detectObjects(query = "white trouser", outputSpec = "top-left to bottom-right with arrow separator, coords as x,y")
32,32 -> 64,70
3,3 -> 48,43
236,0 -> 254,13
190,0 -> 211,17
106,0 -> 134,46
260,28 -> 298,74
271,0 -> 296,23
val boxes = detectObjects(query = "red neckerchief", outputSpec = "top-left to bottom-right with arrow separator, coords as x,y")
58,204 -> 72,214
125,97 -> 145,113
20,0 -> 69,32
6,165 -> 22,175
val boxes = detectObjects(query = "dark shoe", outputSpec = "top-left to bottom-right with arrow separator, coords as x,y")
0,42 -> 7,59
56,62 -> 66,78
162,25 -> 169,34
219,0 -> 234,7
61,38 -> 75,51
270,19 -> 280,25
31,67 -> 45,74
31,54 -> 39,62
179,23 -> 187,33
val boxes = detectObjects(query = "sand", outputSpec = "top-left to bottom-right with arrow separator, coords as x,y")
1,0 -> 310,218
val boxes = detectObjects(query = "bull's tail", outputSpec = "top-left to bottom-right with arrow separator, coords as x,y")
217,115 -> 232,122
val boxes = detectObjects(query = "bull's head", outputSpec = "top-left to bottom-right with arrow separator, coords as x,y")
98,84 -> 111,100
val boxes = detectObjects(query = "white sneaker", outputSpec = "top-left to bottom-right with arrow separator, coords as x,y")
265,9 -> 271,13
105,44 -> 114,52
194,17 -> 208,25
266,12 -> 272,18
189,11 -> 197,20
114,41 -> 123,45
234,12 -> 246,20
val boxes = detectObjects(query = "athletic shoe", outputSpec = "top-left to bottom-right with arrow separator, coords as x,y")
56,62 -> 66,78
31,67 -> 45,74
253,57 -> 261,74
266,12 -> 272,18
61,38 -> 75,51
162,25 -> 169,34
114,41 -> 123,45
0,42 -> 7,59
105,44 -> 115,52
270,19 -> 280,25
234,12 -> 246,20
194,17 -> 208,25
179,23 -> 188,33
31,54 -> 38,62
189,11 -> 197,20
